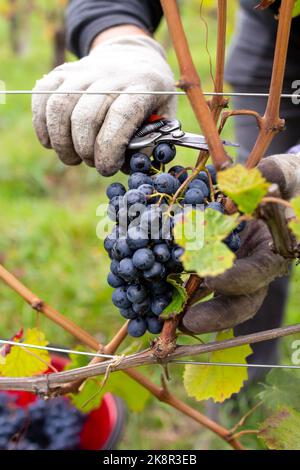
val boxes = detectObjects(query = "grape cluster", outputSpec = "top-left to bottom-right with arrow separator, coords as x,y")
0,393 -> 86,450
105,143 -> 244,337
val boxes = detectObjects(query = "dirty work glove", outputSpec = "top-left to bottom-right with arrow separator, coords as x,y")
183,153 -> 300,334
32,36 -> 176,176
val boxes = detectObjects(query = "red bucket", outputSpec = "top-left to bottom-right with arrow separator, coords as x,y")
6,354 -> 125,450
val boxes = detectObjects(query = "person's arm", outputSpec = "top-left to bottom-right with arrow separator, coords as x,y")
66,0 -> 163,57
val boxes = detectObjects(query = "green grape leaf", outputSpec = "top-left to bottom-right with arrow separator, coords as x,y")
217,164 -> 270,214
161,275 -> 188,320
183,329 -> 252,403
0,328 -> 50,377
71,371 -> 150,413
174,208 -> 238,277
293,0 -> 300,17
289,196 -> 300,240
259,369 -> 300,412
259,407 -> 300,450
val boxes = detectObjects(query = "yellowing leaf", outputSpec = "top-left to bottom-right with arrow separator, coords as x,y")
218,164 -> 270,214
161,275 -> 188,320
183,330 -> 252,403
0,328 -> 50,377
293,0 -> 300,17
174,208 -> 238,277
289,196 -> 300,241
259,407 -> 300,450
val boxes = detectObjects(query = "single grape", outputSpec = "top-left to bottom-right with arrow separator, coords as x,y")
127,284 -> 147,303
107,272 -> 124,288
132,298 -> 151,315
206,164 -> 217,185
112,286 -> 131,308
143,261 -> 166,280
125,189 -> 147,207
154,173 -> 180,195
151,295 -> 171,316
128,318 -> 147,337
112,239 -> 132,260
153,243 -> 170,263
169,165 -> 188,184
132,248 -> 155,270
119,307 -> 137,320
183,188 -> 205,205
118,258 -> 138,282
128,172 -> 152,189
172,246 -> 184,263
153,143 -> 176,164
127,226 -> 149,249
224,233 -> 241,252
147,316 -> 164,334
106,182 -> 126,200
206,201 -> 224,213
196,170 -> 210,186
234,221 -> 247,233
130,153 -> 152,174
150,280 -> 169,295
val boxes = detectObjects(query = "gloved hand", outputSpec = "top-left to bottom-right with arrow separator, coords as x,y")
182,153 -> 300,334
32,36 -> 176,176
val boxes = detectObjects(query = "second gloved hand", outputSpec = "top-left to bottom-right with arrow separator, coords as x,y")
32,36 -> 176,176
182,153 -> 300,335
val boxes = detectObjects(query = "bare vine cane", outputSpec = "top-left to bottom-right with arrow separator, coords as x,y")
0,263 -> 243,450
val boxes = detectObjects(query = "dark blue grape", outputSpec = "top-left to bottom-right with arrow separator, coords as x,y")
183,188 -> 205,205
112,286 -> 131,308
154,173 -> 180,195
150,280 -> 169,295
118,258 -> 138,282
224,233 -> 241,252
143,261 -> 166,280
127,226 -> 148,250
106,182 -> 126,200
151,296 -> 171,316
235,221 -> 247,233
127,284 -> 147,303
172,246 -> 184,263
132,248 -> 155,270
169,165 -> 188,184
128,172 -> 152,189
206,201 -> 224,213
132,298 -> 151,315
206,164 -> 217,185
107,272 -> 124,288
128,318 -> 147,337
153,243 -> 170,263
125,189 -> 147,207
196,171 -> 210,186
188,179 -> 210,198
130,153 -> 152,174
112,239 -> 132,259
147,316 -> 164,334
119,307 -> 137,320
153,143 -> 176,164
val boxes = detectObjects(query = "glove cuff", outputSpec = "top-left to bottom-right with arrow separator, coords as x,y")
89,34 -> 168,61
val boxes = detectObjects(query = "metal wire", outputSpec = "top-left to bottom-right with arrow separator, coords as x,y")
171,360 -> 300,369
0,339 -> 116,360
1,339 -> 300,369
0,90 -> 299,99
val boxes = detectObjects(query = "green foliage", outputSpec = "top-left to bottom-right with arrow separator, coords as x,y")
292,0 -> 300,17
217,164 -> 270,214
161,275 -> 188,320
259,369 -> 300,412
289,196 -> 300,241
183,330 -> 252,403
259,407 -> 300,450
174,208 -> 238,277
71,372 -> 150,414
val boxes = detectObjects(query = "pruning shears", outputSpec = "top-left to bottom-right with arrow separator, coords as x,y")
128,115 -> 239,151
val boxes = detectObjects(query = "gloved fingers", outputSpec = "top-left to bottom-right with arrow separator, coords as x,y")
182,286 -> 268,334
32,72 -> 65,148
71,80 -> 116,167
258,153 -> 300,199
205,249 -> 289,296
94,87 -> 166,176
46,79 -> 94,166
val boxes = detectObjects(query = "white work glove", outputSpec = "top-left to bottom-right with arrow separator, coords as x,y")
32,36 -> 176,176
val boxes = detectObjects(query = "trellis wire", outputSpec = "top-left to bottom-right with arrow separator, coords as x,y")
0,90 -> 300,99
1,338 -> 300,369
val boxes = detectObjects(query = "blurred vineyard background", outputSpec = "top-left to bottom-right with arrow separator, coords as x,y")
0,0 -> 299,450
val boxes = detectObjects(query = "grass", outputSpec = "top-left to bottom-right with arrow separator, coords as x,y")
0,1 -> 299,450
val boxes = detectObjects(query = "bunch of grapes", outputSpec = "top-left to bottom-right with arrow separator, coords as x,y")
0,393 -> 86,450
105,142 -> 244,338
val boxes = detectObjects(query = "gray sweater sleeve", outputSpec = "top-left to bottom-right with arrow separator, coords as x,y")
66,0 -> 163,58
